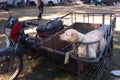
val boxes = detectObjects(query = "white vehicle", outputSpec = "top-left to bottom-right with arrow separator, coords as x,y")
0,0 -> 22,5
30,0 -> 60,6
0,0 -> 7,3
0,0 -> 7,7
0,0 -> 7,4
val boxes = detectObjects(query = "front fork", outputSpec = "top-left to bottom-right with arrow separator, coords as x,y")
4,36 -> 22,71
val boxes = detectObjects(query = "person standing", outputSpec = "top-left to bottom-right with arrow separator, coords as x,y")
36,0 -> 44,20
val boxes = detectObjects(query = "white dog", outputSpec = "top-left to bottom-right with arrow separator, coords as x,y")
59,29 -> 106,64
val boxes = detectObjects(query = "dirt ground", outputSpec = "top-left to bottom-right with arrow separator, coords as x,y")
0,3 -> 120,80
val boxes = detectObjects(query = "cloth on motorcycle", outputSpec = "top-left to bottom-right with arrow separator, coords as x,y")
10,22 -> 21,41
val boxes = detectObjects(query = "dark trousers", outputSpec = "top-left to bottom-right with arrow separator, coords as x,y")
38,5 -> 44,19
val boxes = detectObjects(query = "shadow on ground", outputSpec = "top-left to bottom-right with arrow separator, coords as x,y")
18,57 -> 77,80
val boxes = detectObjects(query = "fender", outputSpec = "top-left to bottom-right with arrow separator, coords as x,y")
0,47 -> 15,56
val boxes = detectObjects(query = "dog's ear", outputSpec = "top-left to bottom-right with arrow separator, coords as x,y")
70,32 -> 79,43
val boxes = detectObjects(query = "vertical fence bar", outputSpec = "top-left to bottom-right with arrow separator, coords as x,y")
75,13 -> 76,23
52,36 -> 54,52
102,13 -> 105,25
93,13 -> 94,24
78,61 -> 81,80
83,13 -> 85,23
110,13 -> 112,25
71,12 -> 73,24
86,45 -> 89,58
88,13 -> 89,23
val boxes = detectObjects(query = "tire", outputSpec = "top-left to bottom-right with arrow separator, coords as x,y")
29,1 -> 36,6
48,1 -> 54,6
95,3 -> 97,6
0,54 -> 22,80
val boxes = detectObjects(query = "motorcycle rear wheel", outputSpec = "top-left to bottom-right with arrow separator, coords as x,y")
0,54 -> 22,80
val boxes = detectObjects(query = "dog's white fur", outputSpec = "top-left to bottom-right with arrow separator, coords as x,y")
59,29 -> 106,64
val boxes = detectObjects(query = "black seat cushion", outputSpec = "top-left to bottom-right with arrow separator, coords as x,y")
36,19 -> 63,32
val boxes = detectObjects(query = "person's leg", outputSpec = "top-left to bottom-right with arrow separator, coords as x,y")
41,5 -> 44,13
39,6 -> 44,19
38,6 -> 41,20
38,6 -> 44,20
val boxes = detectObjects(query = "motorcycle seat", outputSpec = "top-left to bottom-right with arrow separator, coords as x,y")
36,19 -> 63,32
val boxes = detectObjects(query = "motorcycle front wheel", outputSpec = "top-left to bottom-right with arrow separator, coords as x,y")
0,54 -> 22,80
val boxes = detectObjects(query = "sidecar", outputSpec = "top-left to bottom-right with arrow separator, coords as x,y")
36,12 -> 116,80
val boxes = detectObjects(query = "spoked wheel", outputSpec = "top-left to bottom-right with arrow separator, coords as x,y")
0,54 -> 22,80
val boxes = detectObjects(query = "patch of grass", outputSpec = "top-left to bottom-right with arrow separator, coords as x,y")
18,57 -> 77,80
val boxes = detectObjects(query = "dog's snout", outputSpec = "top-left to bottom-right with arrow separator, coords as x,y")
59,34 -> 65,40
58,35 -> 61,39
59,35 -> 61,38
59,35 -> 62,39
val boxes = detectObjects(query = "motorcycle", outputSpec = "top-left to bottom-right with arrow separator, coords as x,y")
0,5 -> 64,80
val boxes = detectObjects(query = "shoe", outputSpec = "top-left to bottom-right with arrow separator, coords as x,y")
38,14 -> 42,20
38,17 -> 41,20
38,18 -> 40,20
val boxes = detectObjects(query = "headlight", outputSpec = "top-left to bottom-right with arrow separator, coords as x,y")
5,28 -> 11,37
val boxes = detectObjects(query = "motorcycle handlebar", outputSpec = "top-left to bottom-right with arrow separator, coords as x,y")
26,21 -> 39,26
24,21 -> 39,27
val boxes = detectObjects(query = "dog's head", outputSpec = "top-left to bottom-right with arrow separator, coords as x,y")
59,29 -> 84,43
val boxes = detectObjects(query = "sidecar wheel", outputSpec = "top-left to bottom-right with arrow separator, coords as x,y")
0,54 -> 22,80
